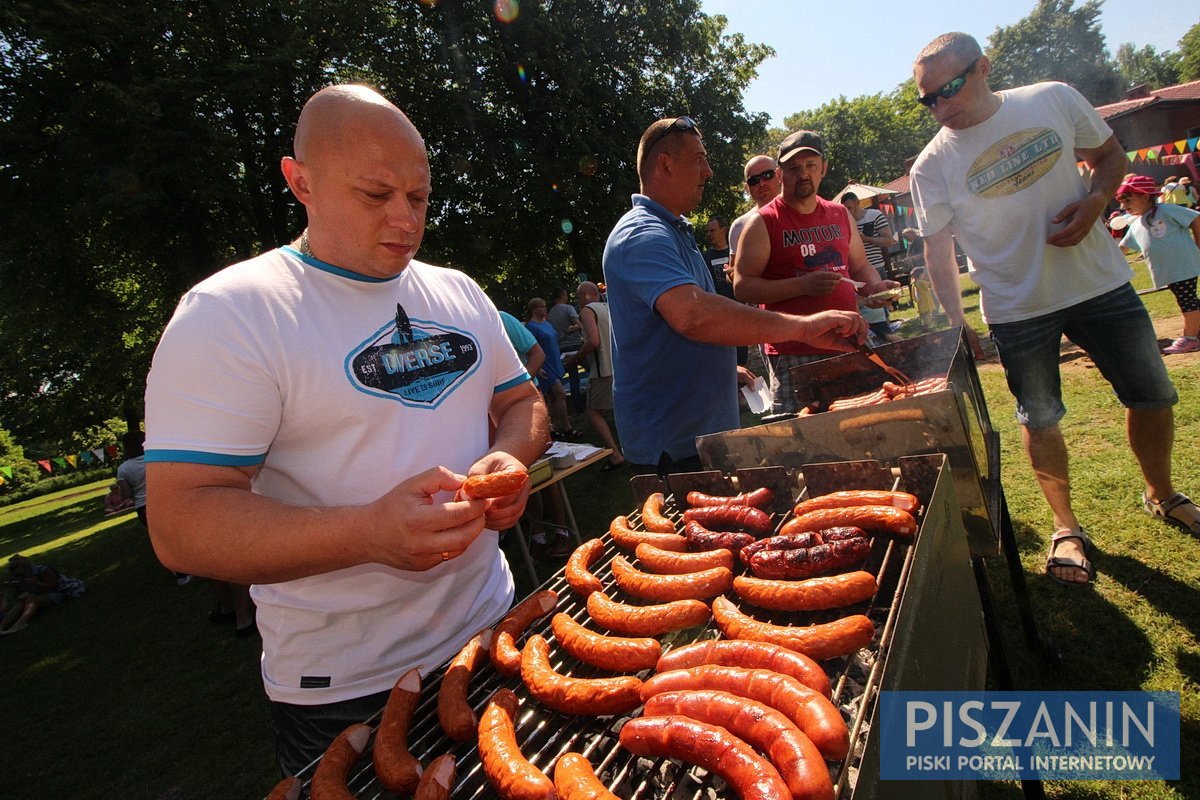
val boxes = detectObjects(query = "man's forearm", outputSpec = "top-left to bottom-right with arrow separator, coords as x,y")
924,235 -> 966,325
733,274 -> 808,304
489,389 -> 550,468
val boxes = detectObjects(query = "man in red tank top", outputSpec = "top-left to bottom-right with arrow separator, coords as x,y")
733,130 -> 899,413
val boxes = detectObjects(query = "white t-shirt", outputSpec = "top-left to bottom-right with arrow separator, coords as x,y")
910,82 -> 1132,324
145,247 -> 530,704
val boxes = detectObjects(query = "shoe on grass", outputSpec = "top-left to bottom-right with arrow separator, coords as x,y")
1162,336 -> 1200,354
1143,492 -> 1200,535
1045,527 -> 1095,586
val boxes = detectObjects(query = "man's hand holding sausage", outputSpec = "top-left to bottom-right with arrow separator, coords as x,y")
461,450 -> 531,532
790,309 -> 869,353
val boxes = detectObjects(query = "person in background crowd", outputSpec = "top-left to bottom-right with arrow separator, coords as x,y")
566,281 -> 627,470
1,554 -> 85,635
908,32 -> 1200,588
842,192 -> 902,344
702,216 -> 747,365
729,155 -> 784,385
119,430 -> 190,587
602,115 -> 866,475
547,288 -> 585,412
734,130 -> 899,414
144,84 -> 548,774
104,482 -> 134,515
499,310 -> 544,383
526,296 -> 582,441
1116,174 -> 1200,354
1177,176 -> 1198,209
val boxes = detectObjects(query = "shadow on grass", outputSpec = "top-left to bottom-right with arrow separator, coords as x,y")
1100,551 -> 1200,643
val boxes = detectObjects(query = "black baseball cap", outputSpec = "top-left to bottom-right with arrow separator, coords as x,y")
779,130 -> 824,163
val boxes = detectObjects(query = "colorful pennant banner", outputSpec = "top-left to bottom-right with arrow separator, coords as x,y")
1126,136 -> 1200,164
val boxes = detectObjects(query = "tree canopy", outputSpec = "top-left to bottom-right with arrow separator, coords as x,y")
0,0 -> 770,447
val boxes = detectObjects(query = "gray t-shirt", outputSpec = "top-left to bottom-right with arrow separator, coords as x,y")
548,302 -> 583,350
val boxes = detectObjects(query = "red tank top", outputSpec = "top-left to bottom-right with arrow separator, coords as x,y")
757,195 -> 858,355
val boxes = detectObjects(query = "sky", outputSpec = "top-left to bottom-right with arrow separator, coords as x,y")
699,1 -> 1195,127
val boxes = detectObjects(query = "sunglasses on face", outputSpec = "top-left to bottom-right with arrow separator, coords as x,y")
644,115 -> 698,154
746,168 -> 777,187
918,58 -> 980,107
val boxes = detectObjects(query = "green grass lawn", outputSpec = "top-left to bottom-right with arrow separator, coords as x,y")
3,261 -> 1197,798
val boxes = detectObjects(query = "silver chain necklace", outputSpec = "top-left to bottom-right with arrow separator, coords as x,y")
297,229 -> 313,256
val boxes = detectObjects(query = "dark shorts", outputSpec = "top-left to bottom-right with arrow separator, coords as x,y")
629,453 -> 704,477
269,689 -> 390,777
587,375 -> 614,411
988,284 -> 1177,429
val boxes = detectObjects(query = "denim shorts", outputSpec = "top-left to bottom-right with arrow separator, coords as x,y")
988,284 -> 1177,429
270,688 -> 390,776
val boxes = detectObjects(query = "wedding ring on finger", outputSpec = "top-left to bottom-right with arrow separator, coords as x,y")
440,551 -> 454,562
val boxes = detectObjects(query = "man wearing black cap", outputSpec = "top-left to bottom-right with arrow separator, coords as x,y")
602,117 -> 867,475
733,130 -> 898,414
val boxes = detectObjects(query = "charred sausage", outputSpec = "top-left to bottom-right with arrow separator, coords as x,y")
682,505 -> 774,536
712,597 -> 876,661
610,555 -> 732,602
739,531 -> 824,565
683,521 -> 757,556
586,591 -> 710,637
490,590 -> 558,676
550,612 -> 661,673
686,487 -> 774,509
619,716 -> 791,800
733,571 -> 878,612
748,537 -> 872,580
373,668 -> 423,794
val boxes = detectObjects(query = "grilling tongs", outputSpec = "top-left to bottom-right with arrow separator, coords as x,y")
855,340 -> 916,388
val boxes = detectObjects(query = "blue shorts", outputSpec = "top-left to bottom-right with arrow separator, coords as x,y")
988,284 -> 1177,429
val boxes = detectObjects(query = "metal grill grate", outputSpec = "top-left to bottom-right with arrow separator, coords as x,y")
284,459 -> 951,799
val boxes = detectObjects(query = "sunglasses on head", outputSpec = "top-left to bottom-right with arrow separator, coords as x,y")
746,168 -> 777,187
918,58 -> 980,107
645,115 -> 698,154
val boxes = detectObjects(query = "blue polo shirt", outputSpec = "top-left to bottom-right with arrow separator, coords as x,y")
602,194 -> 739,465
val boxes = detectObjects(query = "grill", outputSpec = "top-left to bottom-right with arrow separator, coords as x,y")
698,327 -> 999,556
283,453 -> 984,800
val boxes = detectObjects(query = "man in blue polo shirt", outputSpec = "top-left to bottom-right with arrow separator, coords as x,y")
602,116 -> 867,474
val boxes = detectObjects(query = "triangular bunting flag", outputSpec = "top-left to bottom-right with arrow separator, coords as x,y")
1162,143 -> 1176,156
0,466 -> 11,479
1189,137 -> 1199,153
1177,140 -> 1188,154
38,460 -> 52,473
1147,147 -> 1159,161
53,457 -> 67,469
0,474 -> 5,486
66,454 -> 78,468
1126,151 -> 1137,162
80,451 -> 94,465
92,447 -> 105,463
1137,148 -> 1150,161
106,445 -> 119,459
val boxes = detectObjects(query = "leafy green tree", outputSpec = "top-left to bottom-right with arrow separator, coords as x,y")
781,79 -> 939,200
1115,43 -> 1181,90
0,0 -> 770,440
0,427 -> 40,486
985,0 -> 1123,104
1179,22 -> 1200,82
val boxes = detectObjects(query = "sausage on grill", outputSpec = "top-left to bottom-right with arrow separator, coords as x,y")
712,596 -> 876,661
610,555 -> 732,602
478,689 -> 555,800
520,634 -> 643,716
609,515 -> 688,552
564,538 -> 605,597
310,723 -> 370,800
634,542 -> 734,574
586,591 -> 710,637
373,668 -> 422,794
793,489 -> 919,516
748,537 -> 872,580
686,487 -> 774,509
733,571 -> 878,612
438,629 -> 491,741
490,590 -> 558,676
640,492 -> 677,533
550,612 -> 661,673
682,504 -> 774,536
655,638 -> 831,697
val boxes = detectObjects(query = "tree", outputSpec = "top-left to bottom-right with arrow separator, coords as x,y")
0,427 -> 40,486
781,79 -> 940,200
0,0 -> 770,441
1115,43 -> 1181,90
985,0 -> 1123,104
1179,22 -> 1200,82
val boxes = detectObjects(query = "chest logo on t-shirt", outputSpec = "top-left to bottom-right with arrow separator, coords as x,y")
346,304 -> 480,407
966,128 -> 1062,198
